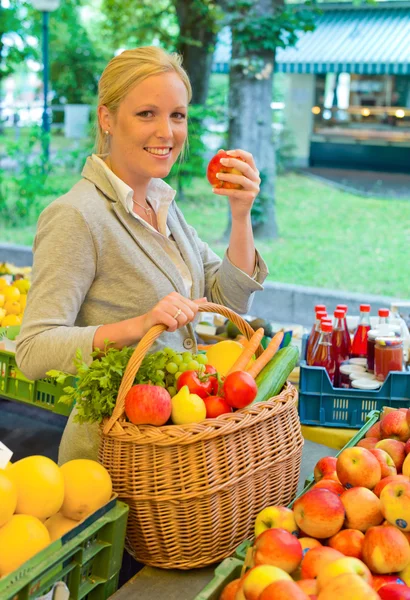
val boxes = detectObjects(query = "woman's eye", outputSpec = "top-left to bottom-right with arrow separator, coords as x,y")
173,112 -> 186,120
137,111 -> 153,117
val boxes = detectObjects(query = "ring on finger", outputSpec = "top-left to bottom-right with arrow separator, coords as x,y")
173,308 -> 182,320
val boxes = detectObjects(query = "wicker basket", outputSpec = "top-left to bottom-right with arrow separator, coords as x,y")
99,303 -> 303,569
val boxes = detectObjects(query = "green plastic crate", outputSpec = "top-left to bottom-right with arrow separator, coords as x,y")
0,499 -> 129,600
0,350 -> 76,416
232,410 -> 381,563
194,557 -> 243,600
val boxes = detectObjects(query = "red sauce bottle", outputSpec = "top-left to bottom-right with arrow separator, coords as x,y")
332,309 -> 351,387
306,309 -> 327,364
312,320 -> 335,383
351,304 -> 371,359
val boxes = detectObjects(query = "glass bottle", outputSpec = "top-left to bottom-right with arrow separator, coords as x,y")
336,304 -> 351,356
367,309 -> 393,372
351,304 -> 371,358
332,309 -> 350,387
306,310 -> 327,364
312,320 -> 335,383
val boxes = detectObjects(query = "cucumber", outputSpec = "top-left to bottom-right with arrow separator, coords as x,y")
253,345 -> 299,403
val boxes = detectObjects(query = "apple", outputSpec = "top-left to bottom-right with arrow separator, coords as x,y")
402,453 -> 410,478
314,457 -> 338,483
340,487 -> 384,532
293,489 -> 345,539
376,440 -> 406,472
357,437 -> 379,451
328,529 -> 364,559
317,573 -> 379,599
124,384 -> 172,426
312,479 -> 345,496
300,546 -> 344,579
336,447 -> 381,490
298,537 -> 322,558
297,579 -> 318,595
405,439 -> 410,455
254,506 -> 298,538
374,475 -> 410,498
362,525 -> 410,574
219,578 -> 241,600
378,583 -> 410,599
370,448 -> 398,478
399,561 -> 410,585
252,528 -> 303,573
406,407 -> 410,428
316,556 -> 373,591
206,150 -> 245,190
236,564 -> 292,600
365,422 -> 382,440
380,411 -> 410,442
380,479 -> 410,531
372,574 -> 406,592
259,579 -> 310,599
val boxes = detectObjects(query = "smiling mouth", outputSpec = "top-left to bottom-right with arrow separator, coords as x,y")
144,147 -> 172,156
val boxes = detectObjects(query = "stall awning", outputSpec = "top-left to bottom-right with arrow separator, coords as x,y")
276,4 -> 410,75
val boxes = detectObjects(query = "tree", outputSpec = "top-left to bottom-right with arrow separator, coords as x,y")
223,0 -> 317,239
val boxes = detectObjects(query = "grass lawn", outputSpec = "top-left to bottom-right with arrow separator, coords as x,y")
1,172 -> 409,298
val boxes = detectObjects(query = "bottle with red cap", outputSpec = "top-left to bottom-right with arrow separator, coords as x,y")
306,309 -> 328,364
332,309 -> 350,386
312,319 -> 335,382
336,304 -> 351,355
351,304 -> 371,358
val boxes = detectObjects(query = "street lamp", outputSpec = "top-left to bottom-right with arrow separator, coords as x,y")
31,0 -> 60,161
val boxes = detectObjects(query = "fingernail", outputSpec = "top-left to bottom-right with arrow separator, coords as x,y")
226,150 -> 236,156
216,173 -> 222,178
220,159 -> 228,165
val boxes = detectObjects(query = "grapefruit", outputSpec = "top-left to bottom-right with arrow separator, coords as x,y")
7,455 -> 64,521
206,340 -> 254,377
44,512 -> 78,541
0,471 -> 17,527
60,459 -> 112,521
0,514 -> 50,576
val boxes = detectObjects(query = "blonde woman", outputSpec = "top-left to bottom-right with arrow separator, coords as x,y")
16,46 -> 267,464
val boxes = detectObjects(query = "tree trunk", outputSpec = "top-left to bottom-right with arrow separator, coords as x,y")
175,0 -> 217,105
224,0 -> 280,240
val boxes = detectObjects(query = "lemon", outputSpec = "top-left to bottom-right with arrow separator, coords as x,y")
19,294 -> 27,311
0,308 -> 6,322
4,300 -> 21,316
0,293 -> 4,308
206,340 -> 253,377
1,314 -> 21,326
3,286 -> 20,302
0,279 -> 7,291
12,279 -> 30,294
171,385 -> 207,425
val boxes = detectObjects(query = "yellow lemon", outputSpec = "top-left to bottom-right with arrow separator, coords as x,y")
171,385 -> 207,425
0,293 -> 4,308
4,300 -> 21,316
12,279 -> 30,294
19,294 -> 27,311
0,515 -> 50,576
3,286 -> 20,302
1,314 -> 21,326
0,308 -> 6,322
0,471 -> 17,528
0,279 -> 8,291
206,340 -> 253,377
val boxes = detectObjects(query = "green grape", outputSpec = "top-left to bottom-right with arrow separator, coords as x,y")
156,369 -> 165,380
175,371 -> 182,380
167,386 -> 177,397
188,360 -> 200,371
174,354 -> 183,365
182,352 -> 192,362
196,354 -> 208,365
166,362 -> 178,374
179,363 -> 189,372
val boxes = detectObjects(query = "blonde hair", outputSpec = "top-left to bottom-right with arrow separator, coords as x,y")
96,46 -> 192,155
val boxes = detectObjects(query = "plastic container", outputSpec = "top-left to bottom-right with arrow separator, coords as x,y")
375,337 -> 404,382
194,557 -> 243,600
0,350 -> 76,416
339,364 -> 365,388
349,371 -> 377,382
349,357 -> 368,368
351,378 -> 381,390
351,304 -> 371,358
0,499 -> 129,600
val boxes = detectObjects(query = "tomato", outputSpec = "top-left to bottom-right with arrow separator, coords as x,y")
206,150 -> 245,190
204,364 -> 219,395
176,370 -> 213,398
223,371 -> 257,409
203,396 -> 232,418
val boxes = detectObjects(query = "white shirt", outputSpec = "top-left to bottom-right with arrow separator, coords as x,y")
92,154 -> 194,297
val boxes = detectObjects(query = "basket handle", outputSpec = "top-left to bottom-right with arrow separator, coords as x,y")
103,302 -> 264,434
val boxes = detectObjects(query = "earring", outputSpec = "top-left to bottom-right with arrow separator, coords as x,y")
105,130 -> 109,136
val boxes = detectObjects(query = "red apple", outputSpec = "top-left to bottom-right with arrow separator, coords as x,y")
366,422 -> 382,440
370,448 -> 398,478
357,437 -> 379,450
362,525 -> 410,574
336,447 -> 381,490
236,564 -> 291,600
405,439 -> 410,455
317,573 -> 379,599
259,579 -> 310,599
328,529 -> 365,559
374,475 -> 410,498
203,395 -> 232,418
252,528 -> 303,573
125,384 -> 172,426
381,411 -> 410,442
372,575 -> 406,592
297,579 -> 318,595
206,150 -> 245,190
300,546 -> 343,579
219,578 -> 241,600
378,583 -> 410,599
312,479 -> 345,496
293,489 -> 345,539
376,439 -> 406,472
298,537 -> 322,558
340,486 -> 383,532
316,556 -> 373,591
254,506 -> 299,538
313,457 -> 338,483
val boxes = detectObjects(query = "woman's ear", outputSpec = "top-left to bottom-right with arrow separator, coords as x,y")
97,105 -> 111,133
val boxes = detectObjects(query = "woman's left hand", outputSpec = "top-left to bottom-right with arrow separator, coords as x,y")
212,149 -> 261,220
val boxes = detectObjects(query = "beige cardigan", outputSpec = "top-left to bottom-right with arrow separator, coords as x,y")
16,156 -> 268,463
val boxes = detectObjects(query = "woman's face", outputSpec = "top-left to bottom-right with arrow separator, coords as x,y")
104,72 -> 188,182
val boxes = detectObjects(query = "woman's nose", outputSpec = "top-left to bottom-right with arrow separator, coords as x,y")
156,117 -> 173,138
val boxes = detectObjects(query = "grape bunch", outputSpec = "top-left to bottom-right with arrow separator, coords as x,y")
134,347 -> 208,397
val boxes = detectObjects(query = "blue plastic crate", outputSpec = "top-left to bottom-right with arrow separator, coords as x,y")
299,361 -> 410,428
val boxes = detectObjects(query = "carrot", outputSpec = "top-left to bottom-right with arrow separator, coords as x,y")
227,328 -> 264,375
246,331 -> 284,379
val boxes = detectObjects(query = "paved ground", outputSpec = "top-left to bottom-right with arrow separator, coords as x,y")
303,167 -> 410,199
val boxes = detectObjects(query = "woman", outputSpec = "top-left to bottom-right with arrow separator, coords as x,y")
16,46 -> 268,464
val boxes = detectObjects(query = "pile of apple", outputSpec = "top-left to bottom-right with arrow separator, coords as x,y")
220,408 -> 410,600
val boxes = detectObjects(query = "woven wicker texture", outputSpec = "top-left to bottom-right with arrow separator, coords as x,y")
99,303 -> 303,569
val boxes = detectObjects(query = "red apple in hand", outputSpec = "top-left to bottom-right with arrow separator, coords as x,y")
206,150 -> 245,190
125,384 -> 172,426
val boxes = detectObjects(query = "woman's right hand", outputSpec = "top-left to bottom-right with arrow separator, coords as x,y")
142,292 -> 208,333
